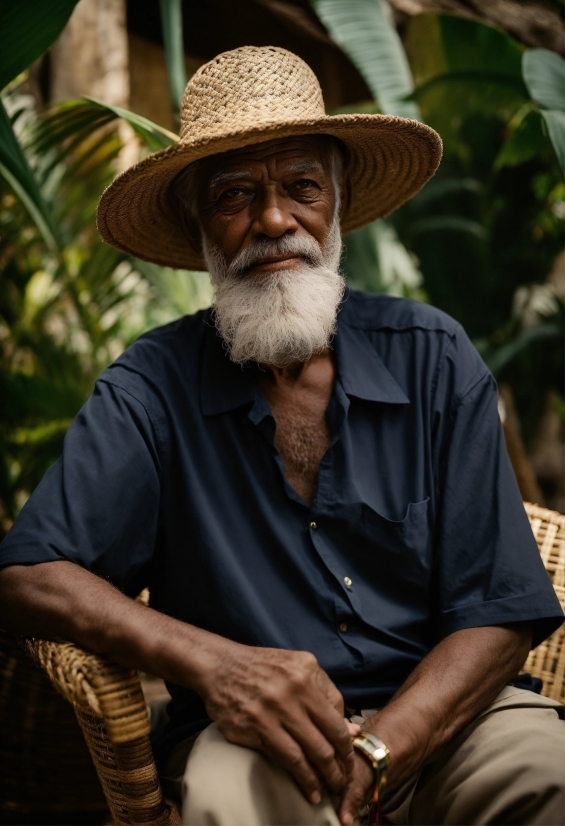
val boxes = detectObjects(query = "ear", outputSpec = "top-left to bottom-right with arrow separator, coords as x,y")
179,205 -> 203,253
339,174 -> 352,221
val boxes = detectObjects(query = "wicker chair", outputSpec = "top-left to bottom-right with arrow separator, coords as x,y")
11,503 -> 565,824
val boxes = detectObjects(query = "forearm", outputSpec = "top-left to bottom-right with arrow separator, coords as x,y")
0,559 -> 357,804
364,623 -> 532,787
0,560 -> 229,693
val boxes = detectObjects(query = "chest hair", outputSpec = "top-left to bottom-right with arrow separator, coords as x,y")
271,403 -> 332,507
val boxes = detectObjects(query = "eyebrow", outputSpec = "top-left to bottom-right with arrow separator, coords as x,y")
280,160 -> 324,176
206,170 -> 250,192
206,159 -> 325,193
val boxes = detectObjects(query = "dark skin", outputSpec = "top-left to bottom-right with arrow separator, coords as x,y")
0,135 -> 532,825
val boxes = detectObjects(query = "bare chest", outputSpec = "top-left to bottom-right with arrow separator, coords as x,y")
261,392 -> 332,507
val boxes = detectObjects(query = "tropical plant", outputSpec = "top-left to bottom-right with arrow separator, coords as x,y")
314,5 -> 563,452
0,0 -> 563,525
0,0 -> 213,532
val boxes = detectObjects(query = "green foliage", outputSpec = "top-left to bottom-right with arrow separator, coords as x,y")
312,0 -> 420,119
391,15 -> 564,443
314,8 -> 563,432
1,2 -> 563,526
522,49 -> 565,174
523,49 -> 565,111
0,93 -> 210,530
159,0 -> 187,118
313,0 -> 425,300
405,14 -> 528,162
0,99 -> 60,251
495,107 -> 547,168
37,97 -> 178,152
342,220 -> 426,300
0,0 -> 80,92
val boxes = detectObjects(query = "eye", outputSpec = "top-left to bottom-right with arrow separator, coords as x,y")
294,179 -> 316,190
222,187 -> 246,199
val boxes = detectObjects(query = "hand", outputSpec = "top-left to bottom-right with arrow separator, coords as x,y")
200,642 -> 356,804
339,751 -> 375,826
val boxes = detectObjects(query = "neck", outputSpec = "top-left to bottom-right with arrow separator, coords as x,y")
259,349 -> 332,386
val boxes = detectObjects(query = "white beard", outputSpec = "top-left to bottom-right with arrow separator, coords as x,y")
202,216 -> 346,366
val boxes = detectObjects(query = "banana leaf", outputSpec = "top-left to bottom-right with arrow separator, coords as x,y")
311,0 -> 420,119
522,49 -> 565,174
159,0 -> 187,117
522,49 -> 565,112
0,0 -> 79,92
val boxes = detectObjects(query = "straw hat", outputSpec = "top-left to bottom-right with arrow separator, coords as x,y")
97,46 -> 442,271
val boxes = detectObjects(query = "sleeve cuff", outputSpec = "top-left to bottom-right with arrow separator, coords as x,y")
0,544 -> 72,572
439,590 -> 564,648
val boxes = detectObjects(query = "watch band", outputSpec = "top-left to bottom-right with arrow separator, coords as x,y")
352,731 -> 390,812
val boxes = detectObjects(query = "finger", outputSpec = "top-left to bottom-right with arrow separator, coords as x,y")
258,726 -> 322,805
308,704 -> 356,777
339,757 -> 374,826
339,779 -> 367,826
284,715 -> 347,793
345,719 -> 361,736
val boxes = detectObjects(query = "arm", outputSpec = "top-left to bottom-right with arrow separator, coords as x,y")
339,622 -> 531,825
0,559 -> 356,804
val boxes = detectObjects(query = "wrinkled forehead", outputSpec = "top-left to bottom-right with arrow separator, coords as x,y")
199,135 -> 336,185
171,134 -> 342,213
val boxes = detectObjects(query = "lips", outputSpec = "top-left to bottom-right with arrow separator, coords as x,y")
248,255 -> 302,272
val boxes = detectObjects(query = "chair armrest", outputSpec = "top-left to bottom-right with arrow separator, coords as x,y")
23,637 -> 150,743
23,638 -> 180,825
523,502 -> 565,705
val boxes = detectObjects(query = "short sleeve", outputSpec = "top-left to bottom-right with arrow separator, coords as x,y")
0,379 -> 161,596
433,338 -> 564,648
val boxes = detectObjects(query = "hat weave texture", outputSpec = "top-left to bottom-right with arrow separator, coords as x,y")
97,46 -> 443,270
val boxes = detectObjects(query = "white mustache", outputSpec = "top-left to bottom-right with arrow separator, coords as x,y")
225,234 -> 325,279
201,214 -> 345,366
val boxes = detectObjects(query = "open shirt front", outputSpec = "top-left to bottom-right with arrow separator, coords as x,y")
1,289 -> 562,763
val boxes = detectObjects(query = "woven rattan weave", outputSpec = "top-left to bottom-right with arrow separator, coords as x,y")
2,504 -> 562,824
22,638 -> 180,825
0,628 -> 107,822
523,503 -> 565,704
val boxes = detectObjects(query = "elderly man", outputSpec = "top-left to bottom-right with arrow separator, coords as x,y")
0,47 -> 563,826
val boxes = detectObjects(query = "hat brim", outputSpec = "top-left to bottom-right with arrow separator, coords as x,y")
97,114 -> 442,271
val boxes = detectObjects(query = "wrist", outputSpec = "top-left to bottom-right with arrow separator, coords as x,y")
352,731 -> 390,807
362,713 -> 420,788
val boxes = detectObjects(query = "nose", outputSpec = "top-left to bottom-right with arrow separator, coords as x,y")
251,187 -> 298,239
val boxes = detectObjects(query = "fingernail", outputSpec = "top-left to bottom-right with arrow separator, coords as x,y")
310,791 -> 321,805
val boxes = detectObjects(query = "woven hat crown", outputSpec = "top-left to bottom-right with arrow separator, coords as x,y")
97,46 -> 443,270
179,46 -> 325,144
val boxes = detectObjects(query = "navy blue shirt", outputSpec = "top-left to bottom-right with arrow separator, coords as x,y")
1,290 -> 562,762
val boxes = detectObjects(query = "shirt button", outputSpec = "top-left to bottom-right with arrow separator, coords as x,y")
344,576 -> 352,587
310,521 -> 317,529
339,623 -> 348,633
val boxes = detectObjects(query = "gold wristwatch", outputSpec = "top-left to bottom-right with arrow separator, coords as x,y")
352,731 -> 390,806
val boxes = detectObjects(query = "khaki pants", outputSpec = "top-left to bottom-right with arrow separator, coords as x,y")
160,688 -> 565,825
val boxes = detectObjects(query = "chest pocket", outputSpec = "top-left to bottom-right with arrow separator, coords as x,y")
357,498 -> 432,584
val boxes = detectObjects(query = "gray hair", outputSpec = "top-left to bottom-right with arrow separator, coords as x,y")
171,136 -> 346,221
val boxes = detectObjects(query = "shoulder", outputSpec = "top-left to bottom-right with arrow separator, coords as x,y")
341,290 -> 489,401
96,308 -> 211,404
340,289 -> 460,336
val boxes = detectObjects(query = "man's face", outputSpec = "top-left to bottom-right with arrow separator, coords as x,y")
182,135 -> 346,367
196,136 -> 339,275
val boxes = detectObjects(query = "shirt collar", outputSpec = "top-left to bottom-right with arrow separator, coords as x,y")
200,317 -> 258,415
199,304 -> 410,416
335,318 -> 410,405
